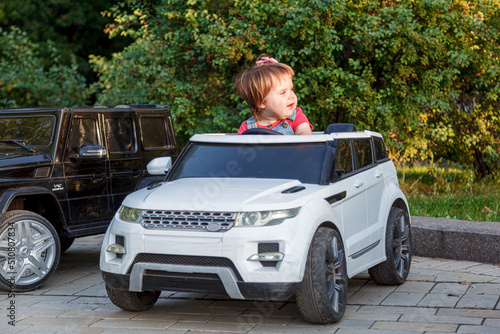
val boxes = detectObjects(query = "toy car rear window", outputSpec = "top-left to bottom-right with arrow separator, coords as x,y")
169,142 -> 328,184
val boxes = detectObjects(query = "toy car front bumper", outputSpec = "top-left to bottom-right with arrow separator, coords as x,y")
101,266 -> 298,301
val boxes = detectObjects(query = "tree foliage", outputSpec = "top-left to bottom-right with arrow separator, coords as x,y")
0,0 -> 486,178
0,27 -> 89,108
0,0 -> 131,80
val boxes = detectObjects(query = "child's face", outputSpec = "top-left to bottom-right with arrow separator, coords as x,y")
258,76 -> 297,122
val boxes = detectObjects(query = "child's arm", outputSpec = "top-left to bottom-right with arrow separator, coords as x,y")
294,122 -> 313,135
293,108 -> 313,135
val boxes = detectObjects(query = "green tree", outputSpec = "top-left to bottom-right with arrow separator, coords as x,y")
0,27 -> 89,108
0,0 -> 131,81
91,0 -> 500,177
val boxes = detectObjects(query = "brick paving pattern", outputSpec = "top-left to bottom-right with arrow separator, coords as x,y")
1,235 -> 499,333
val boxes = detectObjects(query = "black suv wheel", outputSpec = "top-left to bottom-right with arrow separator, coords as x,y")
0,210 -> 61,292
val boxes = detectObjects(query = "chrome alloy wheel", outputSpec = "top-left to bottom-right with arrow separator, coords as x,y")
392,212 -> 411,279
325,235 -> 347,313
0,217 -> 58,286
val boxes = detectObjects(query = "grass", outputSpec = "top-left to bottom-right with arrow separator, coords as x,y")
397,163 -> 500,222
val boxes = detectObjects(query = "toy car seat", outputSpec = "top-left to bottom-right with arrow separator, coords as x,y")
324,123 -> 355,134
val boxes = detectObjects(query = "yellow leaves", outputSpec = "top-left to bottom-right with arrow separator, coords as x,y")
418,112 -> 428,124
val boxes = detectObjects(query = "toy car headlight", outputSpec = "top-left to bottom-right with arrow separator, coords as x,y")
235,208 -> 300,227
119,206 -> 143,223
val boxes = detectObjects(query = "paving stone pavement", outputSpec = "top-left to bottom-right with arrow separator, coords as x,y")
1,235 -> 499,334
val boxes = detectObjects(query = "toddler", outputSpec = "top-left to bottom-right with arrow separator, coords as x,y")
235,55 -> 313,135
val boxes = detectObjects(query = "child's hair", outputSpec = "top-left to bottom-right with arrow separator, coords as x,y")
235,54 -> 295,121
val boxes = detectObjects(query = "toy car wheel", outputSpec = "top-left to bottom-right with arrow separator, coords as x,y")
369,207 -> 412,285
106,284 -> 160,311
296,227 -> 348,324
0,210 -> 61,292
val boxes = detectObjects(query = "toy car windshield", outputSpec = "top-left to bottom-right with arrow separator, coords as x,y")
167,142 -> 330,184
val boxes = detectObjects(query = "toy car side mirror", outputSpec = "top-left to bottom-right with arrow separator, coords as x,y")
147,157 -> 172,175
335,169 -> 346,178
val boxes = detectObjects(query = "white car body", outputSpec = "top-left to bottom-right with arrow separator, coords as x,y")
100,128 -> 411,322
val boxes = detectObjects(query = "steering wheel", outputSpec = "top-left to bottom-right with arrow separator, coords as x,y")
241,128 -> 283,135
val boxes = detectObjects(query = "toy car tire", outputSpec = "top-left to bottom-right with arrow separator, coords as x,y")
296,227 -> 348,324
106,284 -> 161,311
0,210 -> 61,292
369,207 -> 412,285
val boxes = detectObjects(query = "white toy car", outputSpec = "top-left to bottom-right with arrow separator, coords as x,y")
100,125 -> 412,324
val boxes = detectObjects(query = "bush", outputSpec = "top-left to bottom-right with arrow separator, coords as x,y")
0,27 -> 89,108
91,0 -> 500,173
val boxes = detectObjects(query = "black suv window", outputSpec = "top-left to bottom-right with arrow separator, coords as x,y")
140,116 -> 169,150
69,118 -> 98,154
373,136 -> 388,161
353,138 -> 373,169
0,115 -> 55,149
336,139 -> 353,175
105,118 -> 137,154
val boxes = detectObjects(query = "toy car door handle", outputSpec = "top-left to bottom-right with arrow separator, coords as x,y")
354,180 -> 364,188
375,171 -> 384,178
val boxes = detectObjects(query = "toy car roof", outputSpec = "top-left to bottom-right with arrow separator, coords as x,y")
190,130 -> 383,145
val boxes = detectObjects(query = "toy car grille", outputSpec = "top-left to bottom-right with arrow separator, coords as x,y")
141,210 -> 235,231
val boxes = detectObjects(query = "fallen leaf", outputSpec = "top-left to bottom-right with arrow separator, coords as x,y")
459,280 -> 473,285
481,206 -> 496,214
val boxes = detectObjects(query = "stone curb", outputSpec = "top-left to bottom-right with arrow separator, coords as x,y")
411,216 -> 500,264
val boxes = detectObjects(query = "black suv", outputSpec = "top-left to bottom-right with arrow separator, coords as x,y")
0,105 -> 177,291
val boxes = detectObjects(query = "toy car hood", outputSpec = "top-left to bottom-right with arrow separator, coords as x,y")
122,177 -> 322,212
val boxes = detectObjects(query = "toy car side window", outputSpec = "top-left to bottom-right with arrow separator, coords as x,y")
353,138 -> 373,169
373,136 -> 389,162
69,117 -> 98,154
336,139 -> 353,177
105,117 -> 137,154
140,116 -> 169,150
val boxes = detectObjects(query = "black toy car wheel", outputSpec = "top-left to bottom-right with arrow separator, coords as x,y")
106,284 -> 161,311
369,207 -> 412,285
0,210 -> 61,292
296,227 -> 348,324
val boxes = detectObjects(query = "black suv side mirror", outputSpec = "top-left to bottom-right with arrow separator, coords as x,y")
78,145 -> 107,160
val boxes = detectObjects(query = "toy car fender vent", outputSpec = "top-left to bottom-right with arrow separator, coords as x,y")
282,186 -> 306,194
325,191 -> 347,204
141,210 -> 235,231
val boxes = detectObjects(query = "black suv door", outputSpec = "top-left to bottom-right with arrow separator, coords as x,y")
63,112 -> 110,232
103,112 -> 142,214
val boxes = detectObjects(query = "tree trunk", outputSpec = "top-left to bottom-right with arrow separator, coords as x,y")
472,147 -> 492,179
